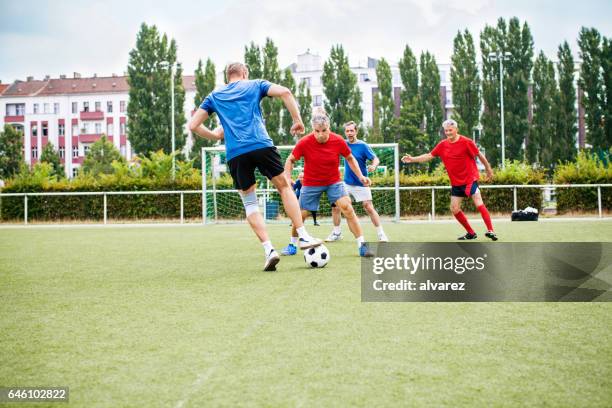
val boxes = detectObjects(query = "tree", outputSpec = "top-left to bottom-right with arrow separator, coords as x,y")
374,58 -> 395,142
322,45 -> 363,133
528,52 -> 558,168
261,38 -> 283,144
556,41 -> 578,163
39,142 -> 64,177
296,79 -> 312,135
280,67 -> 297,144
603,37 -> 612,149
192,58 -> 217,169
480,23 -> 503,165
244,42 -> 263,79
0,124 -> 24,179
451,29 -> 481,137
419,51 -> 443,151
82,135 -> 125,176
127,23 -> 186,156
578,27 -> 606,150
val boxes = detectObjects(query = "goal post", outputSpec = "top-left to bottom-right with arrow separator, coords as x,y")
202,143 -> 400,224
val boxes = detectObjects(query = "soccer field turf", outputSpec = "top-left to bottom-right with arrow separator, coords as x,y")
1,220 -> 611,407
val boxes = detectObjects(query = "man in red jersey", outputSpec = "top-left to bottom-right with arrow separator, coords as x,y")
283,109 -> 375,257
402,119 -> 498,241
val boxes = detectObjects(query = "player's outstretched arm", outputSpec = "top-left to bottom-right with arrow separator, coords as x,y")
267,84 -> 305,136
401,153 -> 433,163
346,154 -> 371,186
284,154 -> 296,184
367,156 -> 380,173
189,109 -> 224,141
478,151 -> 494,181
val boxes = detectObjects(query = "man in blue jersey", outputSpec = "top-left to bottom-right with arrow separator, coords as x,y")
325,121 -> 389,243
189,62 -> 321,272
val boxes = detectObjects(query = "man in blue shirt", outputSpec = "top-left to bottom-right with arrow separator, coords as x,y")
325,121 -> 389,243
189,62 -> 321,271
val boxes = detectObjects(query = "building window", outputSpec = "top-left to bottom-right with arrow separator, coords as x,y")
33,104 -> 39,114
95,123 -> 102,134
301,77 -> 311,87
72,102 -> 77,114
32,146 -> 38,158
82,122 -> 90,134
59,146 -> 65,158
72,167 -> 79,178
120,145 -> 126,157
72,124 -> 78,136
360,73 -> 369,82
42,123 -> 48,137
107,123 -> 114,136
120,122 -> 126,135
54,103 -> 60,114
95,101 -> 101,112
6,103 -> 26,116
72,146 -> 79,158
83,102 -> 89,112
120,101 -> 126,112
313,95 -> 322,107
43,103 -> 50,114
32,124 -> 38,137
59,123 -> 65,136
107,101 -> 113,113
83,145 -> 91,155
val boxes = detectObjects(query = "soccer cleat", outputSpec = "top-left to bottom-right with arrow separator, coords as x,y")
263,249 -> 280,271
298,236 -> 323,250
325,232 -> 343,242
485,231 -> 498,241
281,243 -> 297,256
457,232 -> 478,240
378,233 -> 389,243
359,243 -> 374,257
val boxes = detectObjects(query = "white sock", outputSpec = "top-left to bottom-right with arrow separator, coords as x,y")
333,226 -> 341,234
376,226 -> 385,235
290,236 -> 298,245
262,240 -> 274,254
296,226 -> 309,239
356,236 -> 365,246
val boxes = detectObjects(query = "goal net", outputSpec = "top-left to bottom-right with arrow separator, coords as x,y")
201,143 -> 399,224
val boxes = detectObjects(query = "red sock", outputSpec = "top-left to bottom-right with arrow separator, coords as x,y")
453,211 -> 475,234
478,204 -> 493,231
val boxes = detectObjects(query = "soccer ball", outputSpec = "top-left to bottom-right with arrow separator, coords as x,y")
304,244 -> 330,268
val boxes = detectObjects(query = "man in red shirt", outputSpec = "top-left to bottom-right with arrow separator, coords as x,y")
402,119 -> 498,241
283,109 -> 375,257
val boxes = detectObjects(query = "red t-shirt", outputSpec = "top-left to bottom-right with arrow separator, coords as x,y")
431,135 -> 480,186
292,132 -> 351,186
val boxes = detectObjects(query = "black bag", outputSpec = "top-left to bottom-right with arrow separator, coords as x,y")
511,210 -> 539,221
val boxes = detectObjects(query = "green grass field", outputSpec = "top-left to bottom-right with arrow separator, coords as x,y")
1,220 -> 611,407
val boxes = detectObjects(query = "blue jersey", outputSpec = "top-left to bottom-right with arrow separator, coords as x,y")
344,140 -> 376,186
200,79 -> 273,161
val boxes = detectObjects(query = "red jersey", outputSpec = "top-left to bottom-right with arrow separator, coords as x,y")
431,135 -> 480,186
292,132 -> 351,186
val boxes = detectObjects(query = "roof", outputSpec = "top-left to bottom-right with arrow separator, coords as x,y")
2,74 -> 197,97
0,84 -> 8,95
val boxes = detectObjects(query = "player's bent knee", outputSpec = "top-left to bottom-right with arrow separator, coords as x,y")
240,190 -> 259,216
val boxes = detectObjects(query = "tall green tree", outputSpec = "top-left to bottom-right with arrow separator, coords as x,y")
192,58 -> 217,168
297,80 -> 312,135
127,23 -> 186,156
578,27 -> 605,150
556,41 -> 578,163
82,135 -> 125,177
419,51 -> 443,150
261,38 -> 283,144
244,42 -> 263,79
397,45 -> 427,163
322,45 -> 363,133
451,29 -> 481,137
603,37 -> 612,148
280,68 -> 297,144
528,52 -> 558,168
39,142 -> 64,177
0,124 -> 24,179
374,58 -> 395,143
480,17 -> 534,165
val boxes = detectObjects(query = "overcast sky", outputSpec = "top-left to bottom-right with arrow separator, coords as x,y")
0,0 -> 610,83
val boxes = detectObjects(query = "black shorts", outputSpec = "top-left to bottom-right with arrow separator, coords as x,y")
451,181 -> 479,198
227,147 -> 284,190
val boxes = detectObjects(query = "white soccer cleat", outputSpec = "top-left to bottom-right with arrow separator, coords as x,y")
325,232 -> 343,242
298,236 -> 323,250
378,233 -> 389,243
263,249 -> 280,271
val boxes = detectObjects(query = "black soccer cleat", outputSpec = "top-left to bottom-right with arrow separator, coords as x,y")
457,232 -> 478,240
485,231 -> 498,241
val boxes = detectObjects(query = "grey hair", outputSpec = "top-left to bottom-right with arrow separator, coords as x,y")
311,107 -> 330,128
442,119 -> 458,129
